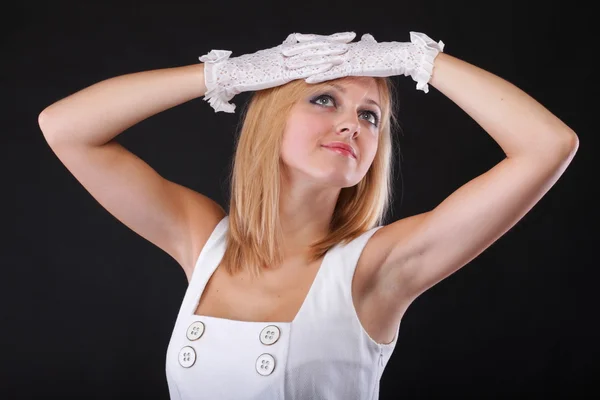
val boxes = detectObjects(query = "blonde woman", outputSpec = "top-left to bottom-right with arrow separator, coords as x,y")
38,31 -> 579,399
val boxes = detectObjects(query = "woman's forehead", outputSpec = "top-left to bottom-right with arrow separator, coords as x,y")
326,76 -> 377,88
321,77 -> 381,105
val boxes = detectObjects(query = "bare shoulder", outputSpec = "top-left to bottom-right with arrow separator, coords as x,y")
176,186 -> 227,281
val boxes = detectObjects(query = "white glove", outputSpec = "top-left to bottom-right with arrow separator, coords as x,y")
199,32 -> 357,113
296,32 -> 445,93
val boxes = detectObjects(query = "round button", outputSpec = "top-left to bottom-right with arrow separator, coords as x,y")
255,353 -> 276,376
186,321 -> 205,341
178,346 -> 196,368
259,325 -> 281,345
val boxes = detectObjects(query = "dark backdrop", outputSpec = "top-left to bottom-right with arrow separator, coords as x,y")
2,1 -> 596,399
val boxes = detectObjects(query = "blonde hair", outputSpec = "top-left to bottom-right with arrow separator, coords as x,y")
221,76 -> 400,279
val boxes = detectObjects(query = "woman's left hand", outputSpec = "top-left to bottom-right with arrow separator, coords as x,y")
291,31 -> 445,93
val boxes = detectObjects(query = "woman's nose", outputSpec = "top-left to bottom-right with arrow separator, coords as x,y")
335,112 -> 361,137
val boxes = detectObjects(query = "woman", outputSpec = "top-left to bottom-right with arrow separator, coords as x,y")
38,31 -> 578,399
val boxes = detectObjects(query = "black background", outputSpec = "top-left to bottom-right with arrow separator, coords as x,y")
2,1 -> 596,399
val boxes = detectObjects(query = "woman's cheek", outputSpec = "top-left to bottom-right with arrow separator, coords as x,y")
284,109 -> 331,151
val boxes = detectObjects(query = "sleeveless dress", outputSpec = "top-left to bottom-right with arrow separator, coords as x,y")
165,216 -> 401,399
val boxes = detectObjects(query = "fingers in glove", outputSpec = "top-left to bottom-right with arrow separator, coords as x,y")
281,31 -> 355,49
284,51 -> 347,69
282,33 -> 300,45
360,33 -> 378,43
282,40 -> 348,57
294,32 -> 356,43
290,63 -> 335,79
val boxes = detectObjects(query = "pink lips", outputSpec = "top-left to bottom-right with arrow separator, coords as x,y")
322,142 -> 356,159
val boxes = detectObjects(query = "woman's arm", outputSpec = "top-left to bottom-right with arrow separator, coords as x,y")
374,52 -> 578,302
39,63 -> 206,145
38,63 -> 227,278
430,52 -> 577,157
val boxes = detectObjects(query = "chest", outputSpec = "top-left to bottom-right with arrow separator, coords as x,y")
193,256 -> 326,323
191,240 -> 400,345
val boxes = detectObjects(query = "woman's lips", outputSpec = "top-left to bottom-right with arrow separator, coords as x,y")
323,146 -> 356,159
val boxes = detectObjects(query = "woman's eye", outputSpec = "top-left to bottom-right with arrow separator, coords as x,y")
311,94 -> 379,127
313,95 -> 334,106
360,111 -> 379,126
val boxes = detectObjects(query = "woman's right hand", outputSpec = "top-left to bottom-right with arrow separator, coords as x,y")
199,32 -> 356,113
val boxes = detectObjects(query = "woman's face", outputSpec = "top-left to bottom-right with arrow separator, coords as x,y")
280,77 -> 381,188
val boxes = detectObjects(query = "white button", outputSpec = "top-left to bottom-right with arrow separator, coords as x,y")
255,353 -> 276,376
178,346 -> 196,368
259,325 -> 281,345
186,321 -> 205,341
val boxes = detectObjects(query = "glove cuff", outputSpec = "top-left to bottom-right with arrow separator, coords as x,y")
409,32 -> 445,93
198,50 -> 237,113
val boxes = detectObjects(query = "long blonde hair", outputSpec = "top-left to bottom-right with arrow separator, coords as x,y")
221,76 -> 400,278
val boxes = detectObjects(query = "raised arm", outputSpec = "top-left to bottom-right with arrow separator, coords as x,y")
39,63 -> 227,279
375,51 -> 578,304
38,33 -> 355,280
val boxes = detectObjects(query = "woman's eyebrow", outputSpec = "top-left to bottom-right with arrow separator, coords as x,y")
325,83 -> 381,112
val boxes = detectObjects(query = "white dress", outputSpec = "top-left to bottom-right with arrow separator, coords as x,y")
165,215 -> 401,399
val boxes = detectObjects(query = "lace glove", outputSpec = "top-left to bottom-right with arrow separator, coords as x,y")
298,32 -> 445,93
199,32 -> 356,113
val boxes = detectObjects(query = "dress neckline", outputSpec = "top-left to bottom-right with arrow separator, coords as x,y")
189,240 -> 336,325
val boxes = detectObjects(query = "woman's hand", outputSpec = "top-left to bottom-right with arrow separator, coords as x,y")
199,32 -> 357,113
297,32 -> 445,93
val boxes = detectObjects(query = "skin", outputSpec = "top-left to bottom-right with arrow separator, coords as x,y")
278,76 -> 382,259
